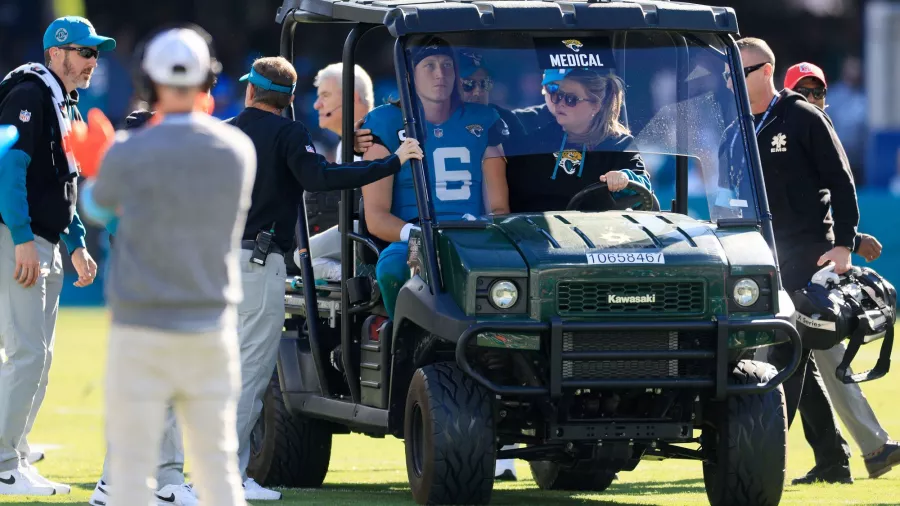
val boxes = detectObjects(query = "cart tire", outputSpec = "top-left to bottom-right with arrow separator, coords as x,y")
404,362 -> 495,505
247,371 -> 333,488
703,360 -> 787,506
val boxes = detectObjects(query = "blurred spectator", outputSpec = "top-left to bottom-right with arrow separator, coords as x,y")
826,56 -> 867,183
210,74 -> 244,120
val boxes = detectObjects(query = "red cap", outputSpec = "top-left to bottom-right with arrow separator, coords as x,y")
784,62 -> 827,90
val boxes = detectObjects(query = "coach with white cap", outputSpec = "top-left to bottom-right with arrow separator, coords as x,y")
79,26 -> 254,506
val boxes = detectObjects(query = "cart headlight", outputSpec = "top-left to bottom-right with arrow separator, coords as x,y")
733,278 -> 760,307
490,280 -> 519,309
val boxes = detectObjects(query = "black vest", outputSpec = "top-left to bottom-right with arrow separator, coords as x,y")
0,69 -> 80,243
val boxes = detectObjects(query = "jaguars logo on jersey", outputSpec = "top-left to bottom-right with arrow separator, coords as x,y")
466,124 -> 484,138
553,150 -> 583,176
562,39 -> 583,53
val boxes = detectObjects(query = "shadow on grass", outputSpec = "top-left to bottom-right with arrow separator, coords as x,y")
612,477 -> 706,495
288,480 -> 673,505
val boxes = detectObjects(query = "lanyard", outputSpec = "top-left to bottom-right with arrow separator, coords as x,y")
728,94 -> 779,198
550,133 -> 588,180
754,94 -> 780,136
730,94 -> 779,159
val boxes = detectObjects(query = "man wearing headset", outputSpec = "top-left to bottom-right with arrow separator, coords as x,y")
86,54 -> 219,506
79,27 -> 254,506
300,62 -> 377,281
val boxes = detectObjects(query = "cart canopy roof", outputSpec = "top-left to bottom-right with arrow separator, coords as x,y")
277,0 -> 739,37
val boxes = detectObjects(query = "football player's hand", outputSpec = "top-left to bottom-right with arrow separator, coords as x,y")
354,119 -> 374,154
857,233 -> 882,262
395,138 -> 423,165
70,108 -> 115,178
600,170 -> 629,192
71,247 -> 98,287
818,246 -> 852,274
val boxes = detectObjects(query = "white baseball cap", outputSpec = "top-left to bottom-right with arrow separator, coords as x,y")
141,28 -> 211,87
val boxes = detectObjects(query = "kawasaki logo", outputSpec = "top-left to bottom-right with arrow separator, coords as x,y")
608,294 -> 655,304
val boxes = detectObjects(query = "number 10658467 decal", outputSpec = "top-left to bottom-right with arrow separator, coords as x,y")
585,252 -> 665,265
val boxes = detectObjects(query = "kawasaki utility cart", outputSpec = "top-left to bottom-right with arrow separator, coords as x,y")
250,0 -> 803,504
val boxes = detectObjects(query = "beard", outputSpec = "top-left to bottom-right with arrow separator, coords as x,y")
63,55 -> 93,89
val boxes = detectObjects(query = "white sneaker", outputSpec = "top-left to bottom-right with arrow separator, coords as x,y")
89,479 -> 110,506
25,452 -> 44,465
0,467 -> 56,496
156,483 -> 199,506
243,478 -> 282,500
20,464 -> 69,494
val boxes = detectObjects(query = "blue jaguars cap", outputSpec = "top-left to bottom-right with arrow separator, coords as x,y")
541,68 -> 575,86
0,125 -> 18,158
43,16 -> 116,51
457,50 -> 489,78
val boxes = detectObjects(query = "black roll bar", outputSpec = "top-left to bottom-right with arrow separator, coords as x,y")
339,24 -> 378,404
392,38 -> 442,293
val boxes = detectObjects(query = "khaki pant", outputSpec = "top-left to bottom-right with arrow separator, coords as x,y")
814,344 -> 889,455
100,404 -> 185,488
105,318 -> 246,506
0,225 -> 63,472
235,249 -> 286,480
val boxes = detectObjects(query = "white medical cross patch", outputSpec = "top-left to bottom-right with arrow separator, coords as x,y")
771,133 -> 787,153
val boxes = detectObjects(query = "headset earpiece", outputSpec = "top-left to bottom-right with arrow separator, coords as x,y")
131,22 -> 222,106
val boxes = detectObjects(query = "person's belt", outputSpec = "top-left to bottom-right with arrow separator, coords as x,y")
241,240 -> 285,257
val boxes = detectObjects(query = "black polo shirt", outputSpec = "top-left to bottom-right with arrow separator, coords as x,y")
228,107 -> 402,253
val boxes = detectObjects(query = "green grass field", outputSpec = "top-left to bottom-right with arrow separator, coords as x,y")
2,308 -> 899,505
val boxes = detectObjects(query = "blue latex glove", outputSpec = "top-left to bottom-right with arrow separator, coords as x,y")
0,125 -> 17,158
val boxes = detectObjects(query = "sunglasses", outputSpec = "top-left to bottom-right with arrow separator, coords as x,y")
59,46 -> 99,60
795,86 -> 827,100
461,77 -> 493,93
544,84 -> 595,107
723,61 -> 768,82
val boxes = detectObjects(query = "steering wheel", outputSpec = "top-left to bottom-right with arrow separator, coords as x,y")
565,180 -> 661,212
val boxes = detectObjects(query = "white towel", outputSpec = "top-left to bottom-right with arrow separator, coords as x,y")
2,63 -> 79,178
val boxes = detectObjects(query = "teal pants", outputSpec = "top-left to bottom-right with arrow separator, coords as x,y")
375,242 -> 410,319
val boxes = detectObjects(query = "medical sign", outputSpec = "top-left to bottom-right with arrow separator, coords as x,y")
534,37 -> 616,70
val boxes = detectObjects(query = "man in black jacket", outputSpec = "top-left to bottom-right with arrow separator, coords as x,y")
724,33 -> 860,456
228,56 -> 422,500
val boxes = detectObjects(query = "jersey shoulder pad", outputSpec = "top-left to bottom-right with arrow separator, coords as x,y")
363,104 -> 404,148
363,104 -> 402,132
461,103 -> 500,125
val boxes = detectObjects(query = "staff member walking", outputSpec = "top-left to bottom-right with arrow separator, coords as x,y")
79,27 -> 254,506
783,61 -> 900,484
229,56 -> 422,500
724,37 -> 860,438
0,15 -> 109,496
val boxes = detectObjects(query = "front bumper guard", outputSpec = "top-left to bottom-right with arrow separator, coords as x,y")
455,317 -> 801,401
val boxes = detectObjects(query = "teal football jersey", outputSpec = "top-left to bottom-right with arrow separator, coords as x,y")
361,103 -> 507,222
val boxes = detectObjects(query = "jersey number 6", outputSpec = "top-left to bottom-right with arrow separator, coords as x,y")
433,146 -> 472,201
